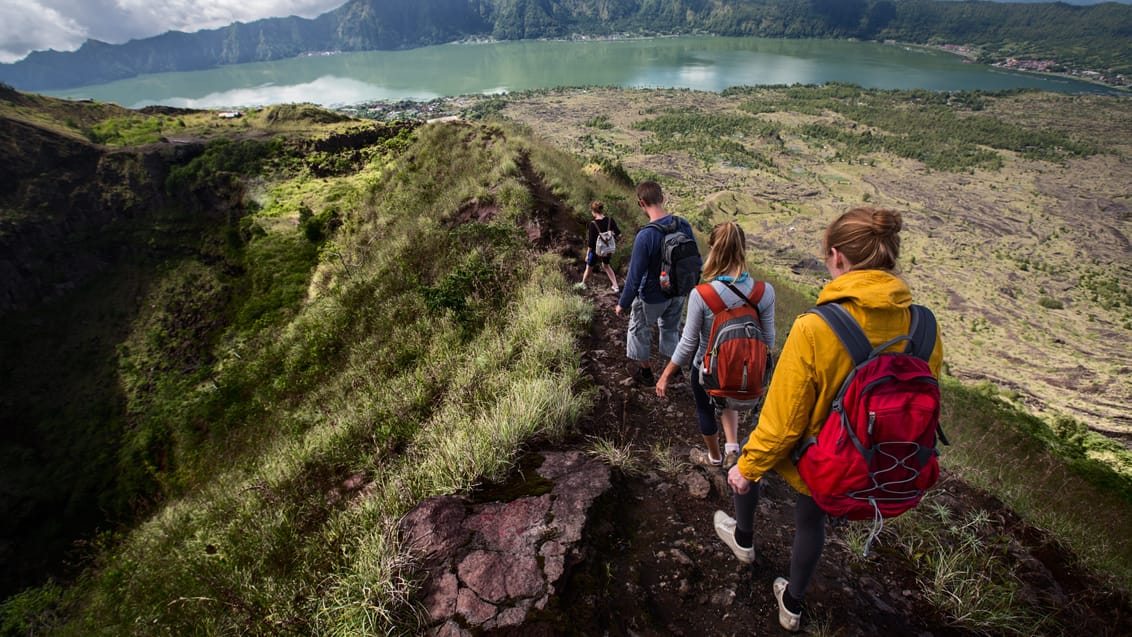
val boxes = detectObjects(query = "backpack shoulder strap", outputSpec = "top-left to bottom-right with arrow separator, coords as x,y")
809,303 -> 871,366
697,283 -> 727,314
720,280 -> 765,314
906,305 -> 937,362
724,280 -> 764,305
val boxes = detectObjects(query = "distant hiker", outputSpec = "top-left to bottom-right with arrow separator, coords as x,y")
579,200 -> 622,292
654,221 -> 776,470
615,181 -> 702,386
713,207 -> 944,633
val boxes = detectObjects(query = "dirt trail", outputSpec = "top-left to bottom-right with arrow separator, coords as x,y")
546,271 -> 1132,636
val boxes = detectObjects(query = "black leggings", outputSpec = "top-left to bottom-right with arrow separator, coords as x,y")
734,485 -> 827,601
690,368 -> 719,436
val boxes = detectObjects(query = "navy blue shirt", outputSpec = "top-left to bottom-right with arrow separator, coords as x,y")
617,215 -> 697,307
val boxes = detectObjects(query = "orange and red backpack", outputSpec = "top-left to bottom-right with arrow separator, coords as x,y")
696,280 -> 769,411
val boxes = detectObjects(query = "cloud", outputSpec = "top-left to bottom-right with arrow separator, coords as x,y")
0,1 -> 88,63
0,0 -> 344,64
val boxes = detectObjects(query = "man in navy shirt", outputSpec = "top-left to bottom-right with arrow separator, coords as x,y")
616,181 -> 698,385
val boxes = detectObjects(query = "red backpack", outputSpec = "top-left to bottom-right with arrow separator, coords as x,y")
794,303 -> 947,553
696,280 -> 769,410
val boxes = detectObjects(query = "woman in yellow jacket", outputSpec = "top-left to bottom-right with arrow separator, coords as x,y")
713,207 -> 944,632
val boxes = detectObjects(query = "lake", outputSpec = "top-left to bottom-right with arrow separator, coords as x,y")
43,36 -> 1121,109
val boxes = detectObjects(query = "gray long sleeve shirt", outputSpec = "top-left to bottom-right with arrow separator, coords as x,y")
670,278 -> 777,370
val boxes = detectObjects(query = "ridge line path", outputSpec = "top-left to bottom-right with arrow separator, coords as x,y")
547,277 -> 1132,636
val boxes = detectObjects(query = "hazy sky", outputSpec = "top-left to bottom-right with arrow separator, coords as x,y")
2,0 -> 1129,64
0,0 -> 345,63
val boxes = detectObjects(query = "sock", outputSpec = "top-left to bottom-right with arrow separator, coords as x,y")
724,443 -> 740,454
782,586 -> 803,614
734,528 -> 754,549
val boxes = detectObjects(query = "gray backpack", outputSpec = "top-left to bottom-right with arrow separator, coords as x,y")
594,221 -> 616,256
647,218 -> 702,298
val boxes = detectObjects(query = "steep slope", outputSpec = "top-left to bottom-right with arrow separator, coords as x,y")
0,93 -> 411,600
497,85 -> 1132,448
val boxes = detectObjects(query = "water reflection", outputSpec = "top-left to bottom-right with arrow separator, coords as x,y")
44,36 -> 1121,108
153,76 -> 440,110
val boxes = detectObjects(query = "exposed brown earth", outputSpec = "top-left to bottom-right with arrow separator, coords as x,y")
497,87 -> 1132,444
567,282 -> 1132,636
403,279 -> 1132,635
397,95 -> 1132,634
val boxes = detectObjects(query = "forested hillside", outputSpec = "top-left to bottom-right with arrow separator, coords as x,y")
1,0 -> 1130,91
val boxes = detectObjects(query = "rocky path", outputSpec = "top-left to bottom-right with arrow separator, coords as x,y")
402,273 -> 1132,636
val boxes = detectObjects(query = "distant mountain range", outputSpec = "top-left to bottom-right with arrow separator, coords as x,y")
2,0 -> 1131,92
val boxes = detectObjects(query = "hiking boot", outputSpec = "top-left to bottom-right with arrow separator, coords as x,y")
627,362 -> 655,386
689,448 -> 722,468
723,450 -> 740,470
713,510 -> 754,564
773,577 -> 802,632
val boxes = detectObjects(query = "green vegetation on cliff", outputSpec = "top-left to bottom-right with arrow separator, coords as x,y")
0,97 -> 626,633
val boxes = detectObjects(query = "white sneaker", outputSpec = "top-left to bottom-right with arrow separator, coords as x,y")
773,577 -> 802,632
713,510 -> 754,564
689,448 -> 722,468
573,282 -> 586,290
611,285 -> 620,293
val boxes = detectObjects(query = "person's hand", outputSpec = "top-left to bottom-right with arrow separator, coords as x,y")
655,375 -> 668,399
727,464 -> 752,494
615,305 -> 623,317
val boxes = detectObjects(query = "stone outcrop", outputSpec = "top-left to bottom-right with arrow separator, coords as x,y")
399,451 -> 611,635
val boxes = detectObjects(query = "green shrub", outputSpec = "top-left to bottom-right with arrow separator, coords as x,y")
300,206 -> 341,243
584,114 -> 614,130
49,120 -> 598,631
589,155 -> 634,187
463,96 -> 508,120
633,109 -> 780,168
0,580 -> 65,636
1038,296 -> 1064,309
166,138 -> 284,196
87,115 -> 166,146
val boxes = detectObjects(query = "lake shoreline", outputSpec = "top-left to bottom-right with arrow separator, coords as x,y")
900,40 -> 1131,94
446,32 -> 1131,94
43,34 -> 1124,109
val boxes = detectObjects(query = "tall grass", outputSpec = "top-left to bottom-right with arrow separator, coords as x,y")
3,119 -> 605,635
938,379 -> 1132,592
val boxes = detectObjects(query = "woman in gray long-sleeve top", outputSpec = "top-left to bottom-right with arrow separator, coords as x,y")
655,221 -> 776,469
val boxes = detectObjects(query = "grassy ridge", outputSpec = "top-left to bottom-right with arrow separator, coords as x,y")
3,97 -> 1132,635
1,119 -> 613,635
